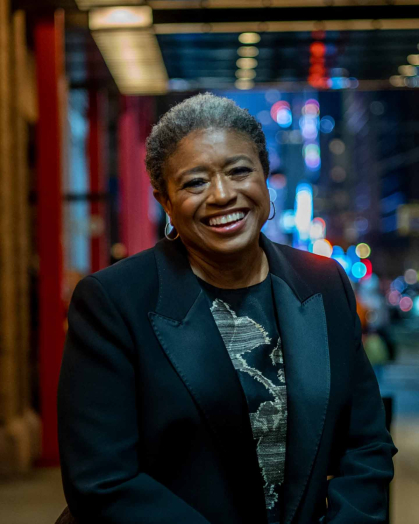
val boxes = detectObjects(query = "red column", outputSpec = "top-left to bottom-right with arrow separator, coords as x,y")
34,10 -> 66,466
88,90 -> 108,272
119,96 -> 156,256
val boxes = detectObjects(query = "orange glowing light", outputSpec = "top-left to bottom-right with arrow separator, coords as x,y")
310,42 -> 326,58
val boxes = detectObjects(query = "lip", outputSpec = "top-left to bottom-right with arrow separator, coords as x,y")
202,209 -> 249,235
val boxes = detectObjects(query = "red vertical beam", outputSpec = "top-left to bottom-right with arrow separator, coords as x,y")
34,10 -> 65,466
88,90 -> 108,272
119,96 -> 156,256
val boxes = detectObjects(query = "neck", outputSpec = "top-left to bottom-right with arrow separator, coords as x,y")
187,240 -> 269,289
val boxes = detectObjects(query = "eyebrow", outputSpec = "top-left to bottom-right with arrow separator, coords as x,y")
177,155 -> 254,180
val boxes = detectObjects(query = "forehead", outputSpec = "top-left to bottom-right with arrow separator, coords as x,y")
163,128 -> 259,176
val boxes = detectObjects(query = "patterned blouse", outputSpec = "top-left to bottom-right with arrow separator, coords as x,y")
198,274 -> 288,524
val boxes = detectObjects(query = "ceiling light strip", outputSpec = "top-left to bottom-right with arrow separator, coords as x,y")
149,0 -> 419,9
92,30 -> 168,94
154,18 -> 419,33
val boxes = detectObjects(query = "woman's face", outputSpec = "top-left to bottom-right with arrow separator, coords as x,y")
155,128 -> 270,258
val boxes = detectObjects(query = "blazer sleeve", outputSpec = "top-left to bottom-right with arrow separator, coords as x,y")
58,275 -> 211,524
324,263 -> 398,524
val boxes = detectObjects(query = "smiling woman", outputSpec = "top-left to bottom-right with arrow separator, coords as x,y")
57,93 -> 397,524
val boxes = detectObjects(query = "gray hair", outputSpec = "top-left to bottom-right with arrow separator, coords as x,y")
145,93 -> 270,197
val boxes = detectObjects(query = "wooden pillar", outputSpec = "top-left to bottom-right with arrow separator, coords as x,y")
0,0 -> 17,426
119,96 -> 156,256
0,2 -> 41,475
34,10 -> 66,466
88,89 -> 109,272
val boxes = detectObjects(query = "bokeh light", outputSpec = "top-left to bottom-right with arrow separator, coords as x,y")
320,116 -> 335,133
269,174 -> 287,190
236,69 -> 256,79
237,46 -> 259,58
352,261 -> 367,279
236,57 -> 258,69
330,166 -> 347,182
404,268 -> 418,285
355,243 -> 371,259
400,296 -> 413,312
235,79 -> 254,90
303,143 -> 321,170
238,32 -> 260,44
387,290 -> 401,306
312,239 -> 333,258
329,139 -> 346,155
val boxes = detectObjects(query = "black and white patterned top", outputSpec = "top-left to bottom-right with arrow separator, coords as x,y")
198,274 -> 288,524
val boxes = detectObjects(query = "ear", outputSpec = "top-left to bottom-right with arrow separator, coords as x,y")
153,190 -> 173,218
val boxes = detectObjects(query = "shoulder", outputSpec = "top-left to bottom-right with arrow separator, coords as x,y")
75,246 -> 159,311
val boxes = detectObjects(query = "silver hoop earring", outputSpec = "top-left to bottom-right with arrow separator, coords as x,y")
268,201 -> 276,221
165,222 -> 180,241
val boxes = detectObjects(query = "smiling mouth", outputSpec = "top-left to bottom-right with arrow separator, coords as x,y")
204,211 -> 247,228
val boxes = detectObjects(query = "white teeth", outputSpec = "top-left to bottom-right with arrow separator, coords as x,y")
208,211 -> 245,227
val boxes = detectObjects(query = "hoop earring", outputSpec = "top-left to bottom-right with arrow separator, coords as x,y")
268,201 -> 276,221
165,222 -> 180,241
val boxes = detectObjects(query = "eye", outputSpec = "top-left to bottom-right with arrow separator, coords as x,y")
182,178 -> 207,189
229,166 -> 252,176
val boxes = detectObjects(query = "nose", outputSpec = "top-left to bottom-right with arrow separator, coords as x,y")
207,173 -> 237,207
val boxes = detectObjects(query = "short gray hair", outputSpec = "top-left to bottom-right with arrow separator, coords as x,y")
145,93 -> 270,196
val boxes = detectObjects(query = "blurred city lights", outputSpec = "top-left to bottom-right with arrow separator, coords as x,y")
236,69 -> 256,79
236,58 -> 258,69
312,239 -> 333,258
414,296 -> 419,314
309,217 -> 326,241
320,116 -> 335,134
303,144 -> 321,170
268,188 -> 278,203
387,290 -> 401,306
235,79 -> 254,90
295,183 -> 313,239
404,268 -> 418,285
265,89 -> 281,104
389,75 -> 405,87
238,32 -> 261,44
400,296 -> 414,312
310,42 -> 326,57
300,117 -> 318,140
302,99 -> 320,116
271,101 -> 292,128
329,139 -> 346,155
330,166 -> 347,182
237,46 -> 259,58
333,254 -> 351,272
391,277 -> 407,293
269,174 -> 287,190
398,65 -> 417,76
407,54 -> 419,65
352,261 -> 367,279
281,210 -> 296,232
355,243 -> 371,259
362,259 -> 373,279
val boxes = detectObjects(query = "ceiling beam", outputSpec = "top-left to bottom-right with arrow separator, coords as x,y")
152,4 -> 419,24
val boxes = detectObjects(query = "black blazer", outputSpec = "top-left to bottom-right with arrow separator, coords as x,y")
58,234 -> 397,524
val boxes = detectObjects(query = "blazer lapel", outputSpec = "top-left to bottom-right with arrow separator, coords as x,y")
149,239 -> 267,519
262,236 -> 331,524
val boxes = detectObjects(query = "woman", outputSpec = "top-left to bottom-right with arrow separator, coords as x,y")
58,93 -> 397,524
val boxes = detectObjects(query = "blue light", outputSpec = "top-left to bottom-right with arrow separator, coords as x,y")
333,255 -> 352,273
352,262 -> 367,279
320,116 -> 335,134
